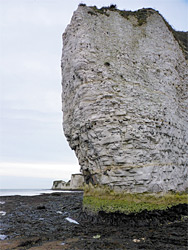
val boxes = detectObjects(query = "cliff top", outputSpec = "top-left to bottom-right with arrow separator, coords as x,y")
78,4 -> 188,60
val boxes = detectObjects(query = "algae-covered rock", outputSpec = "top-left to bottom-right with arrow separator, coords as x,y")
83,185 -> 188,214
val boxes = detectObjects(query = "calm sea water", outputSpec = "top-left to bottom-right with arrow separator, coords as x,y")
0,189 -> 72,196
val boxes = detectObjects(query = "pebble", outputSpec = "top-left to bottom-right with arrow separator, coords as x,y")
65,217 -> 79,224
0,211 -> 6,216
0,234 -> 7,240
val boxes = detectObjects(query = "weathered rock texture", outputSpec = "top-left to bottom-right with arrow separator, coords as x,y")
61,5 -> 188,193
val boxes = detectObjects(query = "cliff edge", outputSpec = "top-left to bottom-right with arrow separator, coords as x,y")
61,5 -> 188,193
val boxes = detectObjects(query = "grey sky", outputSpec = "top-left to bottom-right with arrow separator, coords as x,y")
0,0 -> 187,189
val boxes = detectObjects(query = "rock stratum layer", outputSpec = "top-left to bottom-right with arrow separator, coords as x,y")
61,5 -> 188,193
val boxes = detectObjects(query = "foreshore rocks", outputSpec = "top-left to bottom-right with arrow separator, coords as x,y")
0,193 -> 188,249
61,5 -> 188,193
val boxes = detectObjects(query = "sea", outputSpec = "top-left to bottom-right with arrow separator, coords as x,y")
0,189 -> 72,197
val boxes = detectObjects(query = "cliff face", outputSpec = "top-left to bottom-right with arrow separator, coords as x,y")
61,5 -> 188,193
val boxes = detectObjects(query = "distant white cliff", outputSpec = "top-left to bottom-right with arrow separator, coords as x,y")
52,173 -> 84,190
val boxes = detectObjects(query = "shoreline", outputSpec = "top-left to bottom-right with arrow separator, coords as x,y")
0,189 -> 82,197
0,192 -> 188,249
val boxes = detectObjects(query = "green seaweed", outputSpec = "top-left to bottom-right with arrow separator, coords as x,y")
83,185 -> 188,214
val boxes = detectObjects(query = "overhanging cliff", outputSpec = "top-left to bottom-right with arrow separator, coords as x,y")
61,5 -> 188,193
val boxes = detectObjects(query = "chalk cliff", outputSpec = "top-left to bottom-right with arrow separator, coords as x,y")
52,174 -> 84,190
61,5 -> 188,193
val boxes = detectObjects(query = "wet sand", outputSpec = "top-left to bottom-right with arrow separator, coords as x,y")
0,192 -> 187,249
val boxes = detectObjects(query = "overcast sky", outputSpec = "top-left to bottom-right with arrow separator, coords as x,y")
0,0 -> 187,189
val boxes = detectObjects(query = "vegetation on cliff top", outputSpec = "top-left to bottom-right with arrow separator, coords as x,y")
83,185 -> 188,214
79,4 -> 188,59
89,4 -> 156,26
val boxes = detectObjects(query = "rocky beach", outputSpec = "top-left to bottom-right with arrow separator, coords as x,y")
0,192 -> 188,249
1,4 -> 188,250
